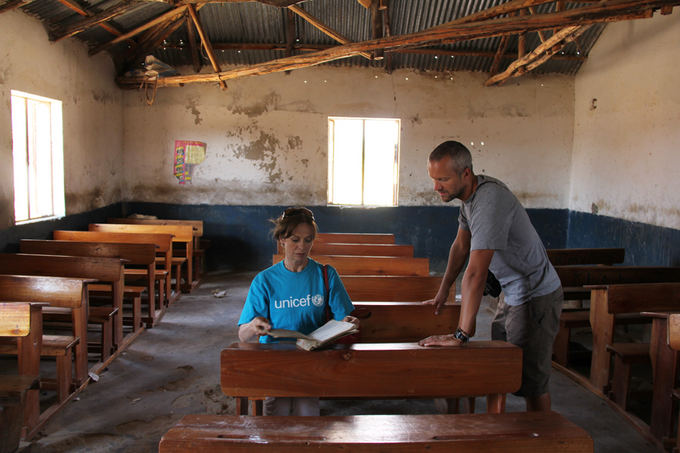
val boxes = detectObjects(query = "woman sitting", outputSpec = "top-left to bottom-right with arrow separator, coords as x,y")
238,206 -> 359,416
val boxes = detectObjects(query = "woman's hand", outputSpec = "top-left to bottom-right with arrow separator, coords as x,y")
418,333 -> 463,347
342,315 -> 360,329
238,316 -> 272,342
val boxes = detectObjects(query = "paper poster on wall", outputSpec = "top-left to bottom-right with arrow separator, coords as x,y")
174,140 -> 206,184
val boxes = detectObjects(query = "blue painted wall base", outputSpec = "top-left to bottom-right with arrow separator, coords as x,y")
1,203 -> 675,273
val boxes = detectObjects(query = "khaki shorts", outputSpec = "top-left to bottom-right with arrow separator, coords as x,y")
491,287 -> 563,398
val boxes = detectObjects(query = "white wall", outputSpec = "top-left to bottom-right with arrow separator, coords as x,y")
122,68 -> 574,209
0,10 -> 123,229
572,13 -> 680,229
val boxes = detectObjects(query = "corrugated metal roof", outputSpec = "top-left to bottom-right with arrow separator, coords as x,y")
10,0 -> 608,80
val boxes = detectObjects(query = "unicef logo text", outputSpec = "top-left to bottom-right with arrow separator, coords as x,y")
273,293 -> 325,309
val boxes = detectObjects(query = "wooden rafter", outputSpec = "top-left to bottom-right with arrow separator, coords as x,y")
0,0 -> 30,14
489,35 -> 511,75
49,0 -> 142,42
288,5 -> 372,60
123,8 -> 190,67
188,4 -> 228,89
285,8 -> 296,58
116,0 -> 679,88
371,1 -> 384,60
90,5 -> 188,56
186,15 -> 202,73
51,0 -> 124,41
485,25 -> 591,85
527,6 -> 548,42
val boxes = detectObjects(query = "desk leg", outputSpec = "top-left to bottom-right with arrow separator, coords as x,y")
589,290 -> 614,393
649,318 -> 678,441
486,394 -> 506,414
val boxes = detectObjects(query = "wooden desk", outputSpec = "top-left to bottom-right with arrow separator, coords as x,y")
341,275 -> 450,302
352,302 -> 459,342
547,247 -> 625,266
159,412 -> 594,453
221,341 -> 521,415
310,243 -> 414,257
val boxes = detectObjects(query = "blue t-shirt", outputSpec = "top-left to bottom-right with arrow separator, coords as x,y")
238,259 -> 355,343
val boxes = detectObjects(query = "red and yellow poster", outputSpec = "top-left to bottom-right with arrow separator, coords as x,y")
174,140 -> 206,184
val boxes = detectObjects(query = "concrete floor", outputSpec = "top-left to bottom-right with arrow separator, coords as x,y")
18,271 -> 660,453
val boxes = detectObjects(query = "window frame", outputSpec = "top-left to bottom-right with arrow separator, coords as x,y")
11,90 -> 65,224
327,116 -> 401,207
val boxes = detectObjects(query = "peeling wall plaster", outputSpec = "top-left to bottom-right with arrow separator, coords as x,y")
572,13 -> 680,229
0,11 -> 123,229
122,68 -> 575,208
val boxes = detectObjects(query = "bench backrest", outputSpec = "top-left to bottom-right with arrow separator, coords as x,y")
20,239 -> 157,265
0,253 -> 124,283
353,302 -> 459,342
341,275 -> 449,301
221,341 -> 521,398
0,275 -> 86,308
53,230 -> 173,252
557,266 -> 680,287
315,233 -> 394,244
596,282 -> 680,314
547,248 -> 625,266
0,302 -> 32,336
107,218 -> 203,237
272,254 -> 430,276
160,412 -> 594,453
89,223 -> 193,242
310,243 -> 413,257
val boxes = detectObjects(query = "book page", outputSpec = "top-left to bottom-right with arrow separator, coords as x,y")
308,320 -> 357,342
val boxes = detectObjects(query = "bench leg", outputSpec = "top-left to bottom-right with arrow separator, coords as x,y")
553,325 -> 570,366
609,355 -> 632,409
56,350 -> 73,402
250,398 -> 263,416
486,394 -> 506,414
1,397 -> 25,452
131,295 -> 142,332
236,397 -> 248,415
100,318 -> 113,362
173,263 -> 182,299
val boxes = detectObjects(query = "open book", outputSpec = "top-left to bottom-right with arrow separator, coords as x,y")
268,319 -> 358,351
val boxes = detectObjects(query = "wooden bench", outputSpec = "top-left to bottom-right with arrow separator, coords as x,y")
547,247 -> 625,266
552,265 -> 680,366
588,284 -> 680,413
0,275 -> 89,437
0,253 -> 126,369
273,254 -> 430,276
310,242 -> 414,257
159,411 -> 593,452
667,313 -> 680,452
352,302 -> 459,342
221,341 -> 521,416
20,239 -> 157,333
0,302 -> 42,446
277,233 -> 396,253
107,218 -> 205,284
53,230 -> 173,323
341,275 -> 451,302
89,223 -> 194,294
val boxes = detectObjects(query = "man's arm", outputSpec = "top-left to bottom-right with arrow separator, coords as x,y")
419,248 -> 494,347
424,227 -> 471,314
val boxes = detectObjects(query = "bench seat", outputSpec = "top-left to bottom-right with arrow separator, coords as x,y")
159,412 -> 594,452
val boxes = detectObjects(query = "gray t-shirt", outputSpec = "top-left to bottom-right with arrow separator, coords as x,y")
458,175 -> 561,305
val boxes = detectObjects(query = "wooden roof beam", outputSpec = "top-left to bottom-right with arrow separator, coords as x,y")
50,0 -> 142,42
485,25 -> 590,85
288,5 -> 373,60
122,8 -> 190,67
187,4 -> 228,89
0,0 -> 31,14
117,0 -> 678,88
89,5 -> 187,55
186,15 -> 202,73
52,0 -> 125,40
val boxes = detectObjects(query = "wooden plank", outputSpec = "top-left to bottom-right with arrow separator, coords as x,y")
668,313 -> 680,351
221,341 -> 521,400
315,233 -> 394,244
159,412 -> 594,453
353,302 -> 459,342
341,275 -> 448,301
272,254 -> 430,276
547,247 -> 625,266
605,283 -> 680,314
310,243 -> 413,257
556,266 -> 680,287
0,302 -> 31,336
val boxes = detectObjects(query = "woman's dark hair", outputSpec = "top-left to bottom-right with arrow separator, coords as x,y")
271,207 -> 318,240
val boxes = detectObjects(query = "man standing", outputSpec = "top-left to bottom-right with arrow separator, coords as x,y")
419,140 -> 563,412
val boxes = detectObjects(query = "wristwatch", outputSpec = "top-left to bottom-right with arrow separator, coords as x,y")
453,327 -> 469,343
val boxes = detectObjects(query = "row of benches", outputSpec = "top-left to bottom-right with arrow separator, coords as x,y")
0,217 -> 207,450
159,233 -> 605,452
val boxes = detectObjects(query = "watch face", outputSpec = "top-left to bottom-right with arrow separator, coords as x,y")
454,328 -> 468,343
